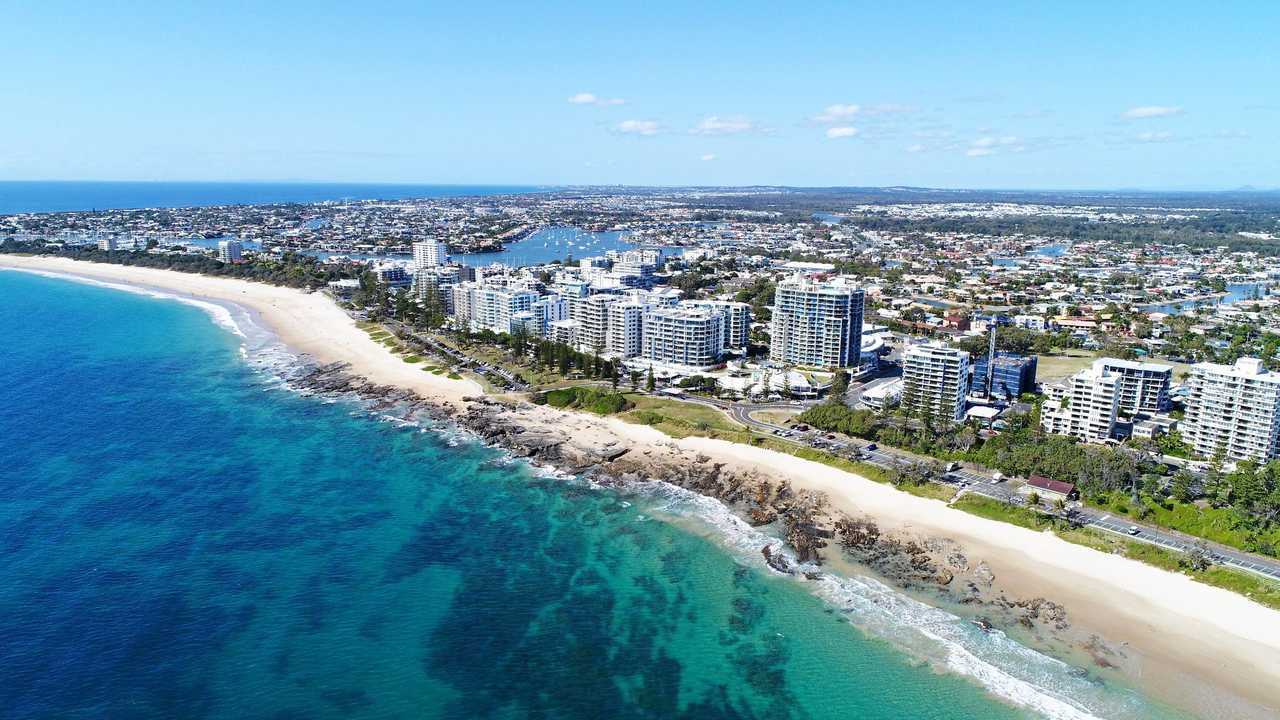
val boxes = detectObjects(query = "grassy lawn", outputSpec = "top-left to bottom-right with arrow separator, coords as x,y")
1036,349 -> 1196,382
1034,349 -> 1096,380
1090,493 -> 1280,556
619,394 -> 745,435
952,494 -> 1055,530
952,496 -> 1280,610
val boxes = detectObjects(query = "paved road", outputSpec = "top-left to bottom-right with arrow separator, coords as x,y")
383,321 -> 529,391
370,329 -> 1280,584
685,395 -> 1280,583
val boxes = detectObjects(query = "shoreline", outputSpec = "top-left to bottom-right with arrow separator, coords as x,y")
4,255 -> 1279,717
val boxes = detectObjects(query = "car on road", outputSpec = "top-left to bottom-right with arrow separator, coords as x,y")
1127,526 -> 1141,536
865,443 -> 877,451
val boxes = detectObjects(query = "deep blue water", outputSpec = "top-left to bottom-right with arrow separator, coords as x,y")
456,226 -> 681,268
0,181 -> 543,214
0,269 -> 1185,720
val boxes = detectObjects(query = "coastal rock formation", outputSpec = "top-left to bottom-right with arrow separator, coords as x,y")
288,361 -> 1080,643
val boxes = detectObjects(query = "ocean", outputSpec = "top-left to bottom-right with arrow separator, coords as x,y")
0,269 -> 1188,720
0,181 -> 543,214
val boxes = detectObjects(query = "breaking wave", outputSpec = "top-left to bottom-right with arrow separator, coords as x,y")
630,478 -> 1159,720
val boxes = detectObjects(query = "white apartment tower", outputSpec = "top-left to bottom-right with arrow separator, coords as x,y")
1096,358 -> 1172,416
451,282 -> 538,336
570,293 -> 619,353
218,239 -> 243,264
684,300 -> 752,351
412,240 -> 448,269
1182,358 -> 1280,463
900,342 -> 970,422
607,300 -> 649,358
769,277 -> 863,369
1039,363 -> 1121,443
641,306 -> 725,374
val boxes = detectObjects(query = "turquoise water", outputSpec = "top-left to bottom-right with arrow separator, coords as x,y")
0,270 -> 1184,720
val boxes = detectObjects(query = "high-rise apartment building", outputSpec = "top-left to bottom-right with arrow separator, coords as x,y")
769,277 -> 863,369
1096,358 -> 1172,416
218,239 -> 243,264
412,240 -> 448,269
641,306 -> 725,374
684,300 -> 752,352
1182,358 -> 1280,463
901,342 -> 970,422
1039,363 -> 1121,443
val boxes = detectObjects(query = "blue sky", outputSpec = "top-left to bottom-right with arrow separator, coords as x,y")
4,1 -> 1276,189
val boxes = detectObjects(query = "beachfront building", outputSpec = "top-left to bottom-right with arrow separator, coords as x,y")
1039,363 -> 1121,443
372,264 -> 412,291
1182,357 -> 1280,463
548,319 -> 579,347
413,266 -> 462,310
1096,358 -> 1173,416
569,293 -> 619,353
970,352 -> 1037,400
769,276 -> 864,369
607,299 -> 649,358
451,282 -> 538,335
412,240 -> 448,269
900,342 -> 970,422
528,295 -> 567,338
218,239 -> 243,264
684,300 -> 752,352
639,306 -> 726,374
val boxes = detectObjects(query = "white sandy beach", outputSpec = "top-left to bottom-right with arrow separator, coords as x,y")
4,255 -> 1279,716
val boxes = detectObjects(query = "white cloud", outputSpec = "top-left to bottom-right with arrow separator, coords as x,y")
1121,105 -> 1182,119
966,135 -> 1019,155
689,116 -> 755,135
614,119 -> 660,136
1135,131 -> 1174,143
864,103 -> 918,115
811,102 -> 915,124
812,104 -> 861,123
905,143 -> 926,153
826,126 -> 859,139
568,92 -> 625,107
700,153 -> 717,161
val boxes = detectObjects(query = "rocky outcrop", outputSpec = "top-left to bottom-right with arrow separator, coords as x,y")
289,361 -> 1077,642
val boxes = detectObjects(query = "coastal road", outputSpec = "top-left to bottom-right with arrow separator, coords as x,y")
682,395 -> 1280,583
378,331 -> 1280,585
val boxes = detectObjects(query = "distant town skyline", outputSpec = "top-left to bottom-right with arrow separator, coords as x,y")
4,1 -> 1277,189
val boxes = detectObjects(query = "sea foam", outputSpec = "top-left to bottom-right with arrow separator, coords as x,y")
629,478 -> 1157,720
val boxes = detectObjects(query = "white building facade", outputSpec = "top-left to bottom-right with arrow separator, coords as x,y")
640,306 -> 726,374
1039,363 -> 1121,443
218,239 -> 243,264
900,342 -> 970,422
1096,358 -> 1172,416
412,240 -> 448,269
1182,358 -> 1280,463
769,277 -> 864,369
